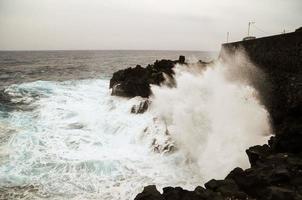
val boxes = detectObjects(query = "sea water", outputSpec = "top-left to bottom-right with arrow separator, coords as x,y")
0,50 -> 270,199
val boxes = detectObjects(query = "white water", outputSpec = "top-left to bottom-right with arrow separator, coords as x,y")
0,57 -> 271,199
0,80 -> 202,200
150,60 -> 271,181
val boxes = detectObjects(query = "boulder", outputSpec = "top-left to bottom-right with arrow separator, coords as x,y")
131,99 -> 150,114
204,179 -> 248,199
134,185 -> 164,200
0,89 -> 11,104
246,144 -> 272,167
110,65 -> 151,97
162,187 -> 201,200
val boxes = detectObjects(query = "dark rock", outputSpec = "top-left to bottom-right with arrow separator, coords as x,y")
162,186 -> 216,200
194,186 -> 226,200
110,65 -> 151,98
131,99 -> 150,114
0,89 -> 11,104
224,151 -> 302,199
134,185 -> 164,200
266,186 -> 298,200
179,55 -> 185,64
135,184 -> 252,200
0,89 -> 31,111
246,144 -> 272,167
162,187 -> 185,200
112,81 -> 151,98
110,56 -> 187,98
205,179 -> 248,199
270,132 -> 302,154
295,27 -> 302,32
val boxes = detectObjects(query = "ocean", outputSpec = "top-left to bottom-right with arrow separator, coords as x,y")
0,50 -> 270,200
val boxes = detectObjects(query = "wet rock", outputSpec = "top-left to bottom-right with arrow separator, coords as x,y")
179,55 -> 185,64
0,89 -> 11,104
162,187 -> 201,200
0,89 -> 20,111
134,185 -> 164,200
295,27 -> 302,32
226,151 -> 302,199
246,144 -> 272,167
266,186 -> 299,200
135,184 -> 250,200
135,141 -> 302,200
151,137 -> 175,154
194,186 -> 217,200
110,56 -> 186,98
0,88 -> 38,111
111,65 -> 151,98
205,179 -> 248,199
131,99 -> 150,114
270,132 -> 302,154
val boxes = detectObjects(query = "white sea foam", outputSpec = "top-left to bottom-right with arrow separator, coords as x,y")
0,80 -> 201,200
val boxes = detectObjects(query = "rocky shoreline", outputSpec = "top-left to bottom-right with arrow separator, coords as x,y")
109,55 -> 186,98
133,133 -> 302,200
109,50 -> 302,199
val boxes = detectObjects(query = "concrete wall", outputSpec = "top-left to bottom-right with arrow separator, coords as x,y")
221,31 -> 302,134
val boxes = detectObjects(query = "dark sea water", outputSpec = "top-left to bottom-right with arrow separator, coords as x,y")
0,50 -> 216,87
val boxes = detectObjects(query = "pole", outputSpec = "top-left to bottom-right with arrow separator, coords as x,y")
248,22 -> 255,36
226,32 -> 229,43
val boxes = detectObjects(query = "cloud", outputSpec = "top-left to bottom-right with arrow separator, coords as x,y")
0,0 -> 301,50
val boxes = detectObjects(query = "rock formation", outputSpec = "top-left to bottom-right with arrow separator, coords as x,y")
135,133 -> 302,200
109,56 -> 186,98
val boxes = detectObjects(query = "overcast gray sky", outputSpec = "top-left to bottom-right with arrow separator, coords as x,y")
0,0 -> 301,51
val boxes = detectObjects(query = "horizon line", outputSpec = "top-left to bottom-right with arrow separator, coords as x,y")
0,49 -> 219,52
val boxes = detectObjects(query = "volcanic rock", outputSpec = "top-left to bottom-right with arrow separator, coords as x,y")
134,185 -> 164,200
110,56 -> 186,98
131,99 -> 150,114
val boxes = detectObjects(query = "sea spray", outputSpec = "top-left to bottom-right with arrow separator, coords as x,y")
150,54 -> 271,181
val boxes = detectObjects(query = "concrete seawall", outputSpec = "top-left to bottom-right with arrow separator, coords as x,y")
221,31 -> 302,134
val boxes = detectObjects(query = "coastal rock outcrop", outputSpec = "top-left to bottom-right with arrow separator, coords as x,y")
135,133 -> 302,200
110,56 -> 186,98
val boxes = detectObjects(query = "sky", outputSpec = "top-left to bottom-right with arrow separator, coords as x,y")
0,0 -> 301,51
